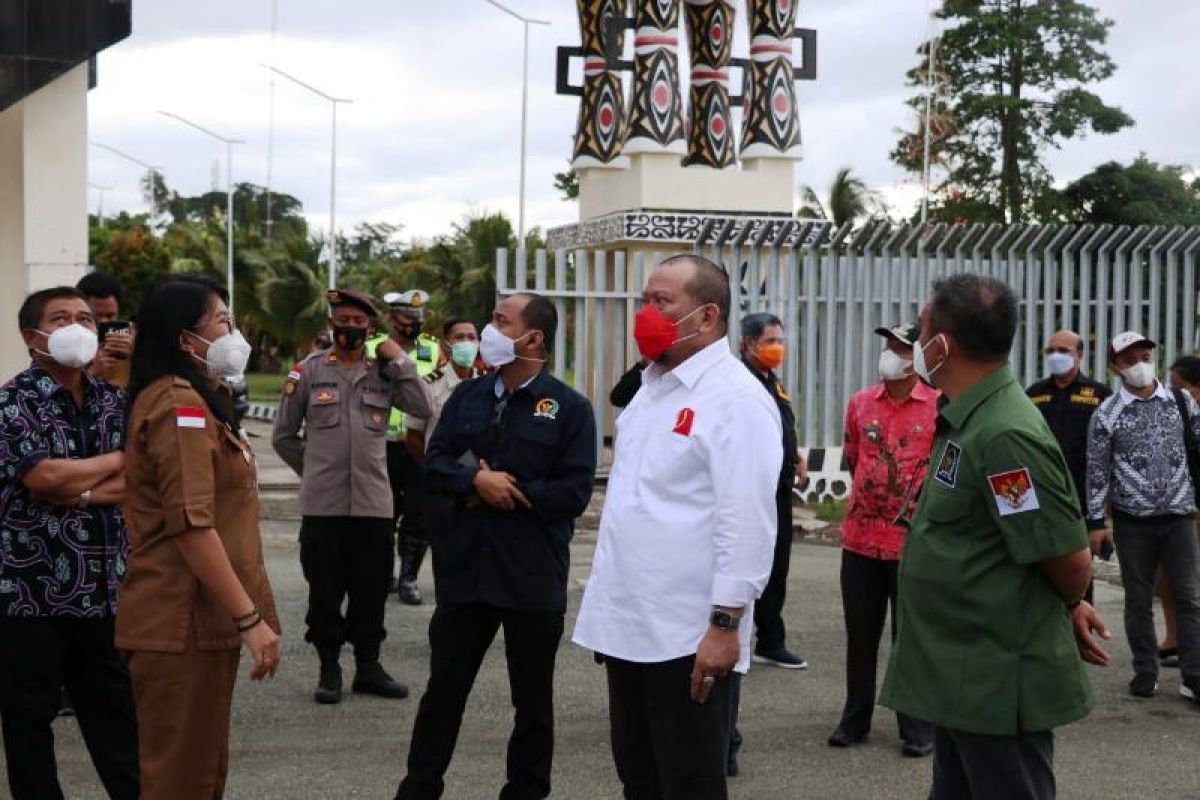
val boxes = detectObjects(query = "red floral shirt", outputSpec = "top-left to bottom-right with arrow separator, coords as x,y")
842,381 -> 939,561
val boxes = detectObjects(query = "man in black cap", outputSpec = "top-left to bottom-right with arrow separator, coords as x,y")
274,289 -> 432,704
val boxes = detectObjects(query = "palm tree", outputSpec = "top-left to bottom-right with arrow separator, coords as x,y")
797,167 -> 885,227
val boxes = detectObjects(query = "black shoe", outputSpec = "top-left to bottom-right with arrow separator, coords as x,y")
827,728 -> 867,748
752,646 -> 809,670
1129,673 -> 1158,698
397,580 -> 423,606
352,662 -> 409,699
902,741 -> 934,758
726,751 -> 739,778
1181,676 -> 1199,706
1159,647 -> 1181,668
315,661 -> 343,705
56,688 -> 74,718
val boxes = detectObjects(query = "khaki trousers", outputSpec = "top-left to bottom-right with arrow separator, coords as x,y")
127,645 -> 241,800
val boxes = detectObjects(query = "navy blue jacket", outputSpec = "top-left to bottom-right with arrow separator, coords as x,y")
424,368 -> 597,613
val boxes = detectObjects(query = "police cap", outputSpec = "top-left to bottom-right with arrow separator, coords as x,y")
327,288 -> 378,318
382,289 -> 429,319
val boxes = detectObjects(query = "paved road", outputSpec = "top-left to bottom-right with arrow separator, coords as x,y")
12,524 -> 1200,799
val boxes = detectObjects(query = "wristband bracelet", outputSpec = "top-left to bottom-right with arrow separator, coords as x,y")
236,613 -> 264,633
1066,600 -> 1082,612
232,606 -> 260,623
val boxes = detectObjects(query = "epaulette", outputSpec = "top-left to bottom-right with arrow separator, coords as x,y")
424,369 -> 444,385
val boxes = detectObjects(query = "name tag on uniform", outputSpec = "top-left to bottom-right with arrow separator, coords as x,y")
988,467 -> 1040,516
1029,394 -> 1051,405
1069,394 -> 1099,406
175,407 -> 206,429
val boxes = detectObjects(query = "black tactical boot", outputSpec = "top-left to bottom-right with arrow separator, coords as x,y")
352,661 -> 409,699
397,538 -> 429,606
314,648 -> 343,705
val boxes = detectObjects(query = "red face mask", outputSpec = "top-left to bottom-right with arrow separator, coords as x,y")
634,304 -> 703,361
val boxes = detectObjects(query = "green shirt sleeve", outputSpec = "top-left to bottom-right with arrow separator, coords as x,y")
979,428 -> 1088,565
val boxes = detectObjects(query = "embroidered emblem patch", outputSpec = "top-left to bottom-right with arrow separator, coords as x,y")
1029,394 -> 1051,405
533,398 -> 560,420
933,440 -> 962,488
1080,386 -> 1095,397
175,407 -> 206,429
315,390 -> 337,405
988,467 -> 1040,516
673,408 -> 695,437
1070,394 -> 1099,406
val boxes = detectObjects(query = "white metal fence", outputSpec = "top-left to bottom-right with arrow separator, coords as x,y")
496,222 -> 1200,451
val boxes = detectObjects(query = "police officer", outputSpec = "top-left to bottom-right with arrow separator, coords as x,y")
395,292 -> 597,800
879,274 -> 1110,800
368,289 -> 442,605
273,289 -> 431,705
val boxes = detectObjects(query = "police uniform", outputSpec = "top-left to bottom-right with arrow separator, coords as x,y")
397,368 -> 597,799
1025,372 -> 1112,512
406,365 -> 480,447
272,289 -> 430,699
880,366 -> 1092,797
366,289 -> 440,604
119,377 -> 279,799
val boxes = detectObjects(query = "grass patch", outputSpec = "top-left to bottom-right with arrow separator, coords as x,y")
246,371 -> 286,403
811,499 -> 848,524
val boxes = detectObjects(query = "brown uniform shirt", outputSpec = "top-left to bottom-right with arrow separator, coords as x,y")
271,348 -> 431,519
116,377 -> 278,653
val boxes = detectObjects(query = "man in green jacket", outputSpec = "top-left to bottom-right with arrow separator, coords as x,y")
880,274 -> 1111,799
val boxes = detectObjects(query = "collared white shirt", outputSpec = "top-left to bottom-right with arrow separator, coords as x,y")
1116,379 -> 1172,407
572,339 -> 783,672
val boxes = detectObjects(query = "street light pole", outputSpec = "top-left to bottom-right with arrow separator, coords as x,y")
88,182 -> 111,227
158,111 -> 244,313
261,64 -> 353,289
483,0 -> 550,243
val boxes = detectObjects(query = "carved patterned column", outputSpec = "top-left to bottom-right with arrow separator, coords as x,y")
682,0 -> 735,168
571,0 -> 629,169
740,0 -> 801,158
624,0 -> 685,154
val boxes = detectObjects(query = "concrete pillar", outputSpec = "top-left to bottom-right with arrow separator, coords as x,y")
0,64 -> 90,381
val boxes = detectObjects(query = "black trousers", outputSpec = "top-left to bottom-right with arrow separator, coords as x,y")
388,442 -> 429,576
930,727 -> 1055,800
605,655 -> 731,800
836,549 -> 933,745
397,604 -> 564,800
299,515 -> 393,663
752,484 -> 793,652
0,616 -> 139,800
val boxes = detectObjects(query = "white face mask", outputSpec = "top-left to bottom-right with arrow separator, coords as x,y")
35,324 -> 99,369
913,334 -> 948,384
479,324 -> 543,368
1046,352 -> 1076,376
187,329 -> 252,379
879,349 -> 913,382
1119,361 -> 1156,390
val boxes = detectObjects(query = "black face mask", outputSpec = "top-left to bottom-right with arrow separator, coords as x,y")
398,319 -> 422,338
332,325 -> 368,352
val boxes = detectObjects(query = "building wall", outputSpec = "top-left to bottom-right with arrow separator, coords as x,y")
0,64 -> 90,380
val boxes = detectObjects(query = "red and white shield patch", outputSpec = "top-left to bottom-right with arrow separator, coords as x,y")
987,467 -> 1040,516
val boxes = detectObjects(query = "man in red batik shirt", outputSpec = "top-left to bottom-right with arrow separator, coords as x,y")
828,322 -> 939,758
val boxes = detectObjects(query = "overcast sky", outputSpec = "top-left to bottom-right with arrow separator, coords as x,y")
86,0 -> 1200,243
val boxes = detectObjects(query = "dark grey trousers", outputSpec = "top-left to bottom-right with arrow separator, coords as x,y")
1112,513 -> 1200,679
930,727 -> 1054,800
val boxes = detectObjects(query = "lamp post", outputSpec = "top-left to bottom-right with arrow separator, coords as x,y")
88,182 -> 112,227
158,111 -> 244,313
89,142 -> 164,217
261,64 -> 352,289
483,0 -> 550,243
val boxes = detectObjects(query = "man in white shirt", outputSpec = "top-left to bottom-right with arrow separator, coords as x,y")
573,254 -> 783,799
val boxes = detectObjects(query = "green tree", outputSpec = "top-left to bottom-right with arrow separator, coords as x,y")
553,168 -> 579,201
797,167 -> 884,227
893,0 -> 1134,223
88,219 -> 172,312
1044,155 -> 1200,225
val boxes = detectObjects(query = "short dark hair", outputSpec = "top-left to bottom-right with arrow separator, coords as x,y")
741,312 -> 783,341
76,271 -> 123,302
1171,355 -> 1200,386
661,254 -> 731,329
929,274 -> 1017,362
18,287 -> 86,332
442,316 -> 475,338
516,293 -> 558,353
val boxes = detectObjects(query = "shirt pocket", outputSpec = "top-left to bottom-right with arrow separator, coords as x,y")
361,391 -> 390,431
923,485 -> 975,525
308,389 -> 340,428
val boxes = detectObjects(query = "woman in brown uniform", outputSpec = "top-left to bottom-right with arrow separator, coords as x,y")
117,275 -> 280,799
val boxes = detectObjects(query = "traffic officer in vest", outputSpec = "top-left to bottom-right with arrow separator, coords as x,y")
368,289 -> 442,605
879,274 -> 1110,799
273,289 -> 432,705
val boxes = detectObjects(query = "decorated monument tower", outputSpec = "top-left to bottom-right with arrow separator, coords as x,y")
549,0 -> 816,252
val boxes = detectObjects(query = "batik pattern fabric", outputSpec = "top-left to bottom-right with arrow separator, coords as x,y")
0,365 -> 128,617
1085,384 -> 1200,526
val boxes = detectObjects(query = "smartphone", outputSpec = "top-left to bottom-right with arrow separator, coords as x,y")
97,321 -> 133,359
1100,537 -> 1115,562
